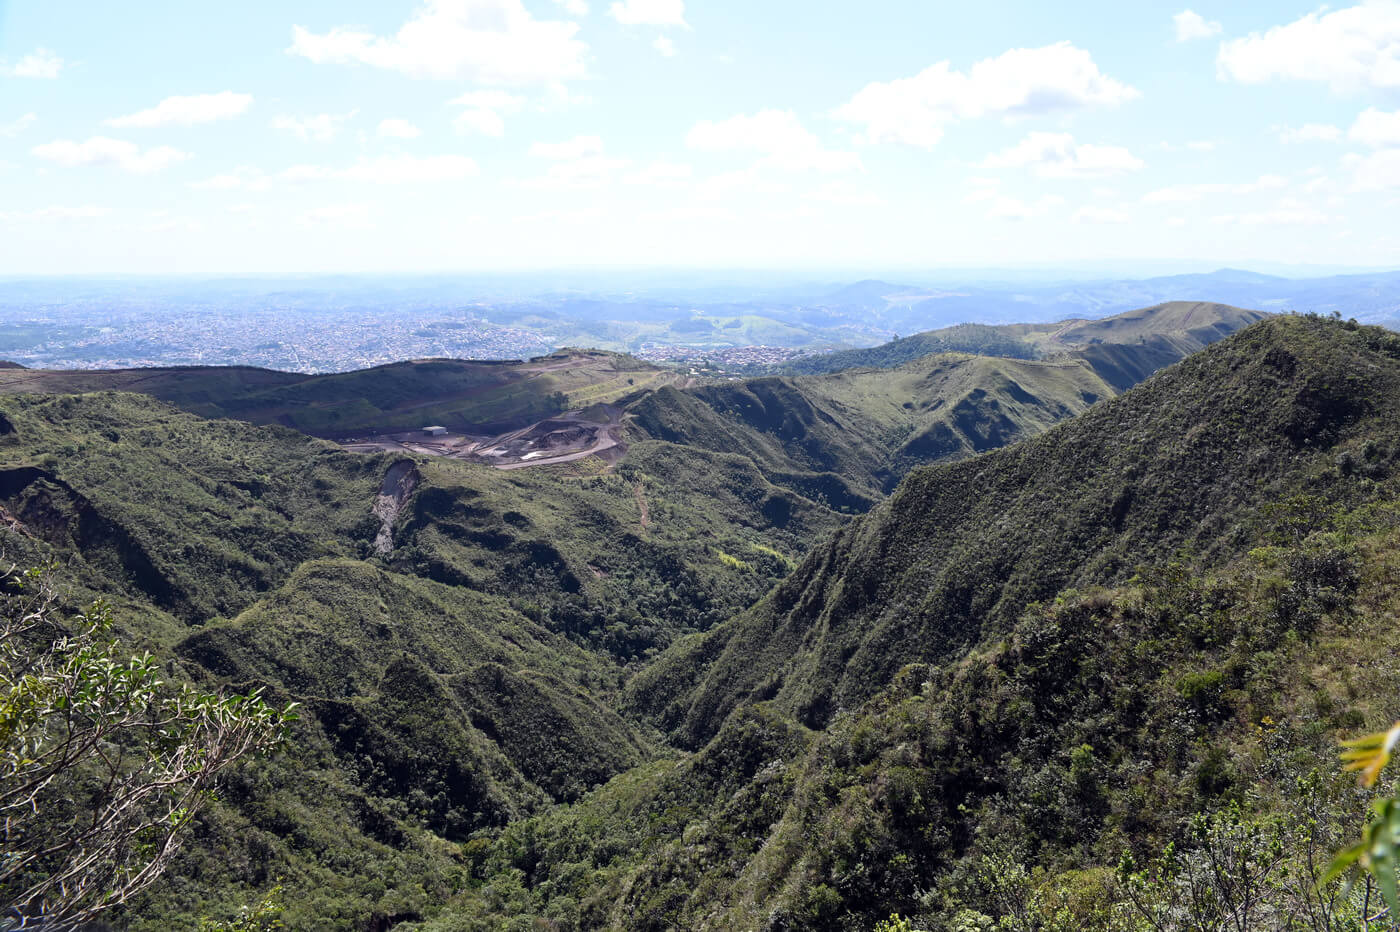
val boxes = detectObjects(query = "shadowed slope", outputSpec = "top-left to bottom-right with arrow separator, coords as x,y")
0,350 -> 676,436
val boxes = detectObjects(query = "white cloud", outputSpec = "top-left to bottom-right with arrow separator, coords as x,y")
984,132 -> 1144,178
0,114 -> 36,137
271,111 -> 355,142
964,176 -> 1000,197
687,110 -> 861,173
523,136 -> 625,188
652,206 -> 735,222
1073,205 -> 1129,223
453,110 -> 506,136
804,182 -> 886,207
697,165 -> 791,199
142,211 -> 203,234
1277,123 -> 1342,143
985,194 -> 1064,221
450,90 -> 526,136
4,49 -> 63,79
32,137 -> 189,174
609,0 -> 687,27
553,0 -> 589,14
624,161 -> 693,185
1174,10 -> 1222,41
521,157 -> 631,189
1166,216 -> 1188,227
964,181 -> 1062,220
302,204 -> 372,229
1302,173 -> 1336,194
378,118 -> 422,139
1212,203 -> 1332,225
282,154 -> 479,184
833,42 -> 1138,149
1345,147 -> 1400,188
530,135 -> 605,159
1142,174 -> 1287,202
1157,139 -> 1216,151
106,92 -> 252,128
190,167 -> 271,191
514,206 -> 607,224
1218,2 -> 1400,92
289,0 -> 587,85
654,36 -> 677,57
1349,107 -> 1400,146
0,205 -> 109,223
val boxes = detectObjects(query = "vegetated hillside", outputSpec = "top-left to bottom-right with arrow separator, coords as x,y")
626,311 -> 1251,499
0,349 -> 677,436
781,323 -> 1039,375
781,301 -> 1265,375
0,391 -> 389,624
384,440 -> 847,660
0,387 -> 856,928
429,315 -> 1400,930
630,315 -> 1392,748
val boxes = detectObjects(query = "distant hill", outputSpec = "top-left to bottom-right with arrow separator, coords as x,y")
781,301 -> 1266,374
0,349 -> 678,436
633,303 -> 1266,498
627,352 -> 1116,497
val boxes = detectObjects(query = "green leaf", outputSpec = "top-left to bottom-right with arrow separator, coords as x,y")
1340,722 -> 1400,787
1321,841 -> 1366,887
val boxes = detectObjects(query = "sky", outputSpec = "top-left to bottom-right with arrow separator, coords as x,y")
3,0 -> 1400,275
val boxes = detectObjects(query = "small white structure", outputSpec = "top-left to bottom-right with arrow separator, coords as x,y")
422,425 -> 448,437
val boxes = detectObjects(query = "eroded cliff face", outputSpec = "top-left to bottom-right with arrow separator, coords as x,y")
372,460 -> 420,555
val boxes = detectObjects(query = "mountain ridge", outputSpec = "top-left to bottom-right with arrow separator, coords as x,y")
628,314 -> 1399,747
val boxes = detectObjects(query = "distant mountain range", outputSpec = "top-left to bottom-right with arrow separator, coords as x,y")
798,267 -> 1400,332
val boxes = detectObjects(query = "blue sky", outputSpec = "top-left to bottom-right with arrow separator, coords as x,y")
3,0 -> 1400,274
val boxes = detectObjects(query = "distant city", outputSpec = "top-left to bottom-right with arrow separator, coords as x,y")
2,267 -> 1398,373
0,308 -> 555,373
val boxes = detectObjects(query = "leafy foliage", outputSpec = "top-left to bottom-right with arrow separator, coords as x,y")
1326,720 -> 1400,919
0,559 -> 292,927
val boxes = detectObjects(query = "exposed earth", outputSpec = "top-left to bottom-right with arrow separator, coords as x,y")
339,403 -> 628,470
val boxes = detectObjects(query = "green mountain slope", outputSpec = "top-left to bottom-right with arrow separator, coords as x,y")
780,301 -> 1266,375
386,440 -> 847,659
0,386 -> 857,928
629,315 -> 1398,748
430,315 -> 1400,930
629,345 -> 1156,497
8,311 -> 1392,932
